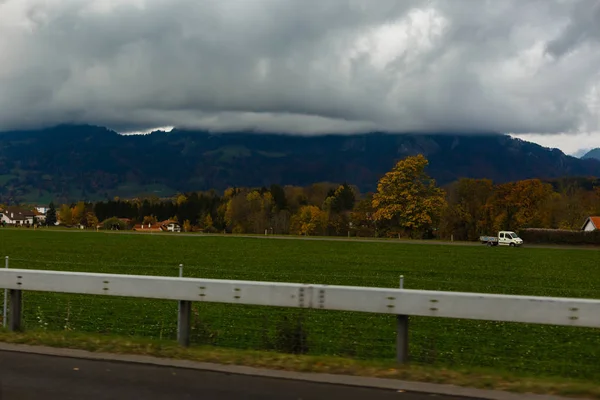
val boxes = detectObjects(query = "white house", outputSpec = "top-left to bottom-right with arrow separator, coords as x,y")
132,220 -> 181,232
581,216 -> 600,232
161,220 -> 182,232
35,206 -> 48,215
0,207 -> 37,225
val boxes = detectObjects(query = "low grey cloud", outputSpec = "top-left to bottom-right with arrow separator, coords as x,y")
0,0 -> 599,135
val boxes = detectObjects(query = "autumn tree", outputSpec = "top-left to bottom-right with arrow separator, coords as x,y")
71,201 -> 86,225
306,183 -> 338,209
509,179 -> 554,228
439,179 -> 494,240
537,192 -> 564,229
320,184 -> 352,236
290,205 -> 326,236
199,213 -> 218,233
591,187 -> 600,216
272,209 -> 291,234
488,179 -> 554,231
143,215 -> 157,225
284,186 -> 308,214
58,204 -> 73,226
350,194 -> 377,237
246,190 -> 274,233
225,191 -> 251,233
223,189 -> 275,234
176,194 -> 188,206
372,154 -> 446,238
204,214 -> 214,229
555,189 -> 590,230
542,180 -> 600,229
86,212 -> 99,228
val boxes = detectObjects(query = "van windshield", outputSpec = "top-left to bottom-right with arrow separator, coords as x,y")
509,233 -> 519,239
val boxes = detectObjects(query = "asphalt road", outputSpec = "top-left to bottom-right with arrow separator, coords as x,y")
0,351 -> 480,400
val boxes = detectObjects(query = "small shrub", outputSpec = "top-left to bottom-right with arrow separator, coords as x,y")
273,314 -> 309,354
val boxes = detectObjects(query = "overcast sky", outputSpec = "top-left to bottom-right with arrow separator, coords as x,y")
1,0 -> 599,154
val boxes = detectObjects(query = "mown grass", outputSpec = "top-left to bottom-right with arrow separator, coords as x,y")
0,228 -> 599,383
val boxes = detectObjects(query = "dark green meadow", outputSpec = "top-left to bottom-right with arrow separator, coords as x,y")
0,229 -> 599,380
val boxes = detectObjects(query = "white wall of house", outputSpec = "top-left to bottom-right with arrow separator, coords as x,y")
35,206 -> 48,214
583,219 -> 597,231
165,223 -> 181,232
1,217 -> 34,225
1,211 -> 35,225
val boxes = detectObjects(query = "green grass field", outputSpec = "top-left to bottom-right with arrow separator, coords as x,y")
0,229 -> 599,381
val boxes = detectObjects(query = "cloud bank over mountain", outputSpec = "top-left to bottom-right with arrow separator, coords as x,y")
0,0 -> 599,137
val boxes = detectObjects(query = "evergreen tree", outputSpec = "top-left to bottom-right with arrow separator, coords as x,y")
46,202 -> 57,226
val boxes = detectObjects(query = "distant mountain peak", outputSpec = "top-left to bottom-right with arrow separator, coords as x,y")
582,148 -> 600,161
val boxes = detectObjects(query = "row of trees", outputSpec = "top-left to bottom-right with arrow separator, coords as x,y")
440,176 -> 600,240
29,155 -> 600,239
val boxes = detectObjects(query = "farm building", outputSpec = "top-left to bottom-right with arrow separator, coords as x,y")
0,207 -> 39,226
96,218 -> 131,230
132,220 -> 181,232
581,216 -> 600,231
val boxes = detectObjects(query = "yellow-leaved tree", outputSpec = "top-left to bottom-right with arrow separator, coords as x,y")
290,205 -> 326,236
372,154 -> 446,238
86,212 -> 99,229
58,204 -> 73,226
71,201 -> 86,225
203,214 -> 214,230
176,194 -> 188,206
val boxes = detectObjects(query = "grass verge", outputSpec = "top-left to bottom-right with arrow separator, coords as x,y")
0,330 -> 597,399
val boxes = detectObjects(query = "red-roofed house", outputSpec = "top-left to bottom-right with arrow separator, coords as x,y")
581,216 -> 600,231
161,220 -> 181,232
132,222 -> 163,232
132,220 -> 181,232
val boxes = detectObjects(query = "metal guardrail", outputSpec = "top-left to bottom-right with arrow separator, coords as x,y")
1,268 -> 599,363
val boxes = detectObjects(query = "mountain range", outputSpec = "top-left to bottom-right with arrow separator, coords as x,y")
1,124 -> 599,204
582,148 -> 600,161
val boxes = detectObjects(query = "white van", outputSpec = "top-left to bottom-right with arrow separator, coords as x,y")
479,231 -> 524,247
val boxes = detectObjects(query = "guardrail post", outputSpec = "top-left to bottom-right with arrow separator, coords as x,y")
2,256 -> 8,329
9,289 -> 22,332
396,275 -> 409,364
176,264 -> 191,347
178,300 -> 191,347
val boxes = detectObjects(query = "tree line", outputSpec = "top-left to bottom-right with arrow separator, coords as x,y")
31,155 -> 600,240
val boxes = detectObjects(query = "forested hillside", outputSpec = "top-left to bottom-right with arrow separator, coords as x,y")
1,124 -> 599,204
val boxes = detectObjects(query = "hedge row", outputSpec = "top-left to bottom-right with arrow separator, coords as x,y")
519,228 -> 600,245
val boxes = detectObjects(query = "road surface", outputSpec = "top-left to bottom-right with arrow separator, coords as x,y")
0,350 -> 481,400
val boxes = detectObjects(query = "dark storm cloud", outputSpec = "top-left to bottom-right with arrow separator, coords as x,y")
0,0 -> 598,135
